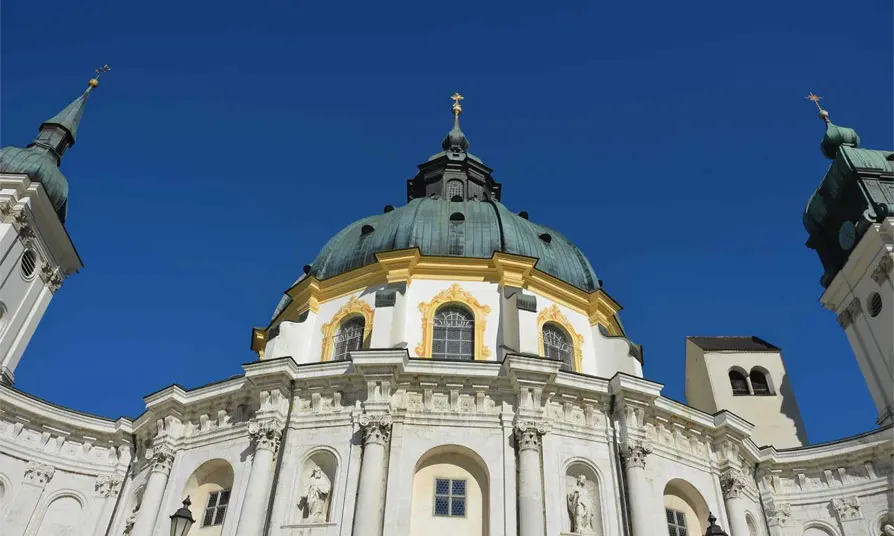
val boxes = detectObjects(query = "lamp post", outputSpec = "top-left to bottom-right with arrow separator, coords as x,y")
169,497 -> 195,536
705,513 -> 729,536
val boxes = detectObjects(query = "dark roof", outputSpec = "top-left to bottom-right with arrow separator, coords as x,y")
687,336 -> 780,352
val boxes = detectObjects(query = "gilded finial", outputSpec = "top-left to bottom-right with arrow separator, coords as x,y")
88,64 -> 111,89
806,92 -> 829,124
451,92 -> 464,117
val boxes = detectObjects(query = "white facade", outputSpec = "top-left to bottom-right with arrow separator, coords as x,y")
820,218 -> 894,426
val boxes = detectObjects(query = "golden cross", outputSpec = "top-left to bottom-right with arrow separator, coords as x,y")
451,92 -> 464,116
805,92 -> 823,112
94,64 -> 112,78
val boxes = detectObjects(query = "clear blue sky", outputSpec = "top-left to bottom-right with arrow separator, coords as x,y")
1,0 -> 891,444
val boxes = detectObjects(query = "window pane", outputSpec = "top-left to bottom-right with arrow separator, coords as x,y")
334,318 -> 365,360
435,479 -> 450,495
543,324 -> 573,370
666,509 -> 675,524
203,508 -> 215,527
678,530 -> 687,536
213,506 -> 227,525
207,492 -> 219,507
432,307 -> 474,360
451,497 -> 466,516
668,528 -> 677,536
219,490 -> 231,505
676,511 -> 686,526
434,497 -> 450,516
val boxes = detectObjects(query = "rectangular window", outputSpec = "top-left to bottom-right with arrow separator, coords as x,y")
434,478 -> 466,517
202,490 -> 231,527
666,508 -> 687,536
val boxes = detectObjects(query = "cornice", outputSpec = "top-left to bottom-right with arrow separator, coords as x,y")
0,385 -> 133,437
608,372 -> 663,402
822,219 -> 894,309
758,425 -> 893,465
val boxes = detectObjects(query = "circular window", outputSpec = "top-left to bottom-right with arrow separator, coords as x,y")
868,292 -> 883,317
21,250 -> 37,279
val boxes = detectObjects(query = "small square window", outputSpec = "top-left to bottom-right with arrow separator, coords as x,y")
202,489 -> 231,527
433,478 -> 467,518
666,508 -> 687,536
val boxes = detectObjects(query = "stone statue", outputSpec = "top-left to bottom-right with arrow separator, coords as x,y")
299,467 -> 331,522
566,474 -> 596,534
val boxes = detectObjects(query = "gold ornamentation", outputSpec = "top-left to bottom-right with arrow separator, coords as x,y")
806,91 -> 829,123
414,283 -> 491,359
451,93 -> 464,116
536,304 -> 584,372
320,295 -> 374,362
89,64 -> 111,89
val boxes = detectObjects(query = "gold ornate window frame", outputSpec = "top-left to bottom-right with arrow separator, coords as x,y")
320,295 -> 375,362
415,283 -> 492,360
537,304 -> 584,372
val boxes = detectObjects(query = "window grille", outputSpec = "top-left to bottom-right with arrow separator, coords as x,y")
446,180 -> 464,200
21,250 -> 37,279
432,307 -> 473,360
868,292 -> 883,317
333,317 -> 365,361
434,478 -> 466,517
750,370 -> 771,395
666,508 -> 687,536
543,324 -> 573,371
729,370 -> 750,395
202,490 -> 231,527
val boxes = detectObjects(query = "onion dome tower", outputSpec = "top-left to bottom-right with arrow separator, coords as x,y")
0,66 -> 108,223
801,92 -> 894,426
258,94 -> 640,379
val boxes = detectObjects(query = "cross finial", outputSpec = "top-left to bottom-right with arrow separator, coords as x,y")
88,64 -> 111,89
806,92 -> 830,124
451,93 -> 464,117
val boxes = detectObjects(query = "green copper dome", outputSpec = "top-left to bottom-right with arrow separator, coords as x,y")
309,198 -> 600,291
0,85 -> 94,223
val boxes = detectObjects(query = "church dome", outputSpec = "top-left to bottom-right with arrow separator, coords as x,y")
308,197 -> 600,291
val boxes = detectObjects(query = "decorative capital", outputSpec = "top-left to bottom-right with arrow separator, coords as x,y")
838,297 -> 863,328
831,496 -> 862,521
24,462 -> 55,486
766,502 -> 791,527
720,469 -> 748,500
514,420 -> 548,452
148,445 -> 175,475
871,255 -> 893,285
39,262 -> 64,292
622,442 -> 652,469
95,473 -> 123,497
358,413 -> 393,446
248,419 -> 284,453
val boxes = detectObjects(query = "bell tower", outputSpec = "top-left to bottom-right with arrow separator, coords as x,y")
802,94 -> 894,425
0,69 -> 106,384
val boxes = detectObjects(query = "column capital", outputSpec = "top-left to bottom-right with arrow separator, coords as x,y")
719,469 -> 748,500
147,445 -> 175,475
24,461 -> 55,487
831,496 -> 863,522
358,413 -> 393,447
837,297 -> 862,328
514,420 -> 548,452
248,419 -> 284,454
871,254 -> 893,285
622,442 -> 652,469
95,473 -> 124,498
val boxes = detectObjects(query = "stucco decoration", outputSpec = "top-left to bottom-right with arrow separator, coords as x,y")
766,502 -> 792,527
514,421 -> 548,452
358,413 -> 393,446
415,284 -> 491,359
566,474 -> 598,534
249,419 -> 284,454
320,295 -> 374,362
832,496 -> 862,521
871,254 -> 893,285
299,467 -> 332,522
622,443 -> 652,470
536,304 -> 584,371
94,473 -> 123,497
837,297 -> 863,328
720,469 -> 748,500
147,445 -> 175,475
24,462 -> 55,486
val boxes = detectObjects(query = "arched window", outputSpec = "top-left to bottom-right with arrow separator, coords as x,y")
333,317 -> 365,361
543,323 -> 573,371
750,369 -> 771,395
729,370 -> 750,395
446,180 -> 464,200
432,306 -> 474,360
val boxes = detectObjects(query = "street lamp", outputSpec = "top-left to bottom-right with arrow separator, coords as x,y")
169,497 -> 195,536
704,513 -> 728,536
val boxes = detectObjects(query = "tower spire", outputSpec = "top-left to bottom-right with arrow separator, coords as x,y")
442,92 -> 470,152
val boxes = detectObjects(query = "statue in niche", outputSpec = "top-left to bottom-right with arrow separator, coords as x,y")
566,474 -> 596,534
299,467 -> 331,522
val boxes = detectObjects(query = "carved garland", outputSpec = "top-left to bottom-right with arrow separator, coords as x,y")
414,283 -> 491,360
320,295 -> 375,362
536,304 -> 585,372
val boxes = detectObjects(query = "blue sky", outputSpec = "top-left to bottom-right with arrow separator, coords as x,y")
1,0 -> 890,444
